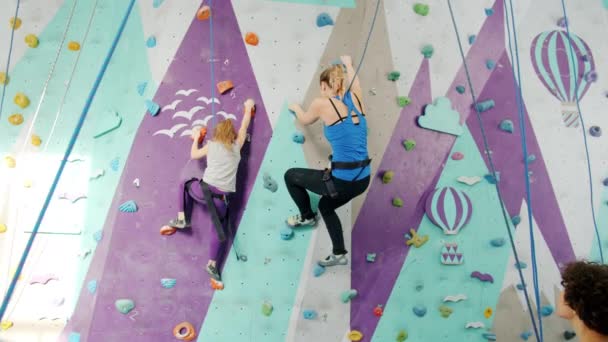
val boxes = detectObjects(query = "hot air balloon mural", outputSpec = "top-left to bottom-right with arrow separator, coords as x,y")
424,187 -> 473,235
531,30 -> 595,127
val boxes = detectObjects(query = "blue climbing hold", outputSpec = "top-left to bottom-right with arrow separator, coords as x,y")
486,59 -> 496,70
145,100 -> 160,116
280,227 -> 294,240
119,200 -> 138,213
137,82 -> 147,96
485,8 -> 494,16
292,132 -> 305,144
482,332 -> 497,341
499,119 -> 514,133
87,280 -> 97,294
511,215 -> 521,226
161,278 -> 177,289
316,13 -> 334,27
526,154 -> 536,163
146,36 -> 156,48
541,305 -> 554,317
93,230 -> 103,242
475,99 -> 495,112
485,172 -> 500,184
468,35 -> 476,45
455,85 -> 466,94
263,173 -> 278,193
413,305 -> 427,317
303,309 -> 317,320
515,261 -> 528,269
313,264 -> 325,277
68,332 -> 81,342
589,126 -> 602,137
110,157 -> 119,171
490,238 -> 505,247
516,283 -> 526,290
520,331 -> 533,340
153,0 -> 164,8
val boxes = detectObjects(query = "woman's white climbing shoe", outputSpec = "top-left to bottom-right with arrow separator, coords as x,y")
286,214 -> 317,228
318,254 -> 348,267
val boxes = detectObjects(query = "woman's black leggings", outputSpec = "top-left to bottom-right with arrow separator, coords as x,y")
284,168 -> 370,255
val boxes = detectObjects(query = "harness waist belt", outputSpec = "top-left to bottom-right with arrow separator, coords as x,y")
328,154 -> 371,170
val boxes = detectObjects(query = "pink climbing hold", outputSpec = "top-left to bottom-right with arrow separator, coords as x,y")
451,152 -> 464,160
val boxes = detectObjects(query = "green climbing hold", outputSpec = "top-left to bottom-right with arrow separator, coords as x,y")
382,171 -> 394,184
397,96 -> 411,107
115,299 -> 135,314
439,305 -> 453,318
413,3 -> 429,16
392,197 -> 404,207
403,139 -> 416,151
396,330 -> 408,341
262,301 -> 273,316
388,71 -> 401,81
421,44 -> 434,58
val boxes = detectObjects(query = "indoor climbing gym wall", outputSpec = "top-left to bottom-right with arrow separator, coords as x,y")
0,0 -> 607,341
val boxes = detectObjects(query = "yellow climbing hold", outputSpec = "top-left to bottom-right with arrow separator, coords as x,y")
31,134 -> 41,146
25,34 -> 39,48
0,72 -> 8,85
4,156 -> 16,168
0,320 -> 13,331
484,307 -> 493,318
0,223 -> 6,234
348,330 -> 363,341
14,93 -> 30,109
23,179 -> 32,188
9,17 -> 21,30
68,41 -> 80,51
8,113 -> 23,125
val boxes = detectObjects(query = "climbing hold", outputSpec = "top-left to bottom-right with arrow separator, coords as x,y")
387,71 -> 401,81
482,332 -> 497,341
31,135 -> 42,146
396,330 -> 408,341
263,173 -> 278,192
540,305 -> 554,317
68,332 -> 81,342
474,99 -> 495,112
87,280 -> 97,294
465,321 -> 485,329
366,253 -> 376,263
484,8 -> 494,16
68,41 -> 80,51
484,307 -> 493,318
146,36 -> 157,48
262,301 -> 273,316
585,70 -> 598,83
490,238 -> 505,247
457,176 -> 481,186
520,331 -> 533,340
557,17 -> 567,28
145,99 -> 160,116
485,59 -> 496,70
439,305 -> 453,318
373,305 -> 384,317
468,35 -> 476,45
382,170 -> 394,184
516,283 -> 526,290
418,97 -> 463,136
443,294 -> 467,302
397,96 -> 411,107
110,158 -> 119,171
196,6 -> 211,21
137,82 -> 147,96
93,230 -> 103,242
515,261 -> 527,269
115,299 -> 135,314
160,225 -> 176,236
4,156 -> 16,168
14,93 -> 30,109
119,200 -> 138,213
160,278 -> 176,289
245,32 -> 259,46
563,330 -> 576,340
316,13 -> 334,27
511,215 -> 521,226
303,309 -> 317,320
589,126 -> 602,137
603,178 -> 608,186
8,113 -> 23,125
153,0 -> 164,8
313,264 -> 325,277
484,172 -> 500,184
470,271 -> 494,283
421,44 -> 434,58
341,289 -> 358,303
526,154 -> 536,163
413,3 -> 430,16
451,152 -> 464,160
347,330 -> 363,341
9,17 -> 21,29
413,305 -> 427,317
392,197 -> 403,208
173,322 -> 197,341
280,227 -> 294,240
0,72 -> 8,85
499,119 -> 514,133
415,281 -> 424,292
455,85 -> 466,94
210,278 -> 224,290
400,139 -> 416,152
1,320 -> 13,331
425,187 -> 472,235
25,34 -> 39,48
0,223 -> 6,234
217,80 -> 234,94
441,243 -> 463,265
405,229 -> 429,248
292,132 -> 305,144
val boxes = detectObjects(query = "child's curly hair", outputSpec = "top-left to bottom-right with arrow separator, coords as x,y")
561,261 -> 608,335
213,119 -> 237,150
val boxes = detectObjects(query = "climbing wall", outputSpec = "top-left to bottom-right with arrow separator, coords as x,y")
0,0 -> 607,341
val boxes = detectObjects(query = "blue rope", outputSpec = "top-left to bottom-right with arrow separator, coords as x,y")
209,0 -> 216,130
503,0 -> 544,338
0,0 -> 21,120
0,0 -> 137,321
558,0 -> 604,263
446,1 -> 542,340
345,0 -> 381,94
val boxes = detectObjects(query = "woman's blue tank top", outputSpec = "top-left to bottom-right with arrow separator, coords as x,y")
323,91 -> 370,181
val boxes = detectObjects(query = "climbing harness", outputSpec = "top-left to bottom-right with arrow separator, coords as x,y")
446,1 -> 542,340
323,155 -> 371,199
0,0 -> 21,119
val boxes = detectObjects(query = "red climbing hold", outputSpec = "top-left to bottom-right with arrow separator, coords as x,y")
451,152 -> 464,160
191,127 -> 207,144
373,305 -> 384,317
196,6 -> 211,21
160,225 -> 176,236
210,278 -> 224,290
245,32 -> 259,46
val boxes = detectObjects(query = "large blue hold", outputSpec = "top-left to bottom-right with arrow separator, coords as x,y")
68,332 -> 81,342
316,13 -> 334,27
87,279 -> 97,294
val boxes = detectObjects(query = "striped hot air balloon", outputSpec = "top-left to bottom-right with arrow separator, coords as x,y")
425,187 -> 473,235
530,30 -> 595,127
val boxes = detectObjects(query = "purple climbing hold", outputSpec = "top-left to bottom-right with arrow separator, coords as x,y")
557,17 -> 567,28
589,126 -> 602,137
585,70 -> 598,83
582,54 -> 590,62
470,271 -> 494,283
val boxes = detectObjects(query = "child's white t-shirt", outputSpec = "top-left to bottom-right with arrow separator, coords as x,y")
202,141 -> 241,193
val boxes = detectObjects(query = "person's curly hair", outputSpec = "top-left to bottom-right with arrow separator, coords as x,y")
561,261 -> 608,335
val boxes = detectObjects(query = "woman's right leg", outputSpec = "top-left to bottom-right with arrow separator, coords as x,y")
284,168 -> 329,225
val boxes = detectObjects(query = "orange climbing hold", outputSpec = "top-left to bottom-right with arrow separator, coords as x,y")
216,81 -> 234,95
196,6 -> 211,20
245,32 -> 259,46
210,278 -> 224,290
191,126 -> 207,144
68,41 -> 80,51
160,225 -> 176,236
8,114 -> 23,126
173,322 -> 197,341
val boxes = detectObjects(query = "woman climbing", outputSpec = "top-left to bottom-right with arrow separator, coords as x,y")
285,55 -> 371,267
167,99 -> 255,285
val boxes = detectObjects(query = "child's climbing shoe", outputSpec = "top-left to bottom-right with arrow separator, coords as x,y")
168,218 -> 191,229
206,264 -> 222,282
318,254 -> 348,267
286,214 -> 317,228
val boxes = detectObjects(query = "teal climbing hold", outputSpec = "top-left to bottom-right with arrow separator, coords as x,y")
485,8 -> 494,16
341,289 -> 357,303
474,99 -> 495,112
397,96 -> 412,107
526,154 -> 536,163
413,305 -> 427,317
280,227 -> 294,240
68,332 -> 81,342
392,197 -> 404,207
366,253 -> 376,262
455,85 -> 466,94
403,139 -> 416,151
145,100 -> 160,116
413,3 -> 430,16
115,299 -> 135,314
153,0 -> 164,8
484,172 -> 500,184
263,173 -> 278,192
110,157 -> 119,171
262,302 -> 273,316
303,309 -> 317,320
486,59 -> 496,70
421,44 -> 434,58
313,264 -> 325,277
137,82 -> 147,96
540,305 -> 554,317
119,200 -> 138,213
511,215 -> 521,226
515,261 -> 527,269
160,278 -> 176,289
482,333 -> 497,341
146,36 -> 156,48
388,71 -> 401,81
564,331 -> 576,340
316,13 -> 334,27
87,280 -> 97,294
499,119 -> 514,133
468,35 -> 476,45
292,132 -> 305,144
516,283 -> 526,290
520,331 -> 533,340
93,230 -> 103,242
490,238 -> 505,247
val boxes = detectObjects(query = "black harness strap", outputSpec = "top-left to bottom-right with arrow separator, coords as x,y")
323,155 -> 371,199
199,181 -> 228,242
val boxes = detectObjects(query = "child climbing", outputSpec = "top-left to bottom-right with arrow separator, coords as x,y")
167,99 -> 255,285
557,261 -> 608,342
285,55 -> 370,267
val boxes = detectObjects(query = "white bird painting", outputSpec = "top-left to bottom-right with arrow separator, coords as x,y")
196,96 -> 220,105
175,89 -> 198,97
191,116 -> 214,127
172,106 -> 204,121
180,129 -> 194,137
153,123 -> 188,138
216,111 -> 237,120
162,99 -> 182,112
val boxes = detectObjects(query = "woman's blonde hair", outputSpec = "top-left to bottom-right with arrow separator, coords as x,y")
320,65 -> 345,95
213,119 -> 237,150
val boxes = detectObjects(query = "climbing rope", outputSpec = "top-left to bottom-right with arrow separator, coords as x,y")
558,0 -> 604,263
209,0 -> 216,130
503,0 -> 544,338
0,0 -> 21,119
0,0 -> 137,321
345,0 -> 381,94
445,1 -> 542,340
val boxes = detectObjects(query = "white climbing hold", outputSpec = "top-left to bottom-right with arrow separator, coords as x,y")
457,176 -> 481,186
133,178 -> 140,188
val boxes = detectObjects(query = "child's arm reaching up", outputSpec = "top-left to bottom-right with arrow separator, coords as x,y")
191,129 -> 209,159
237,98 -> 255,149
